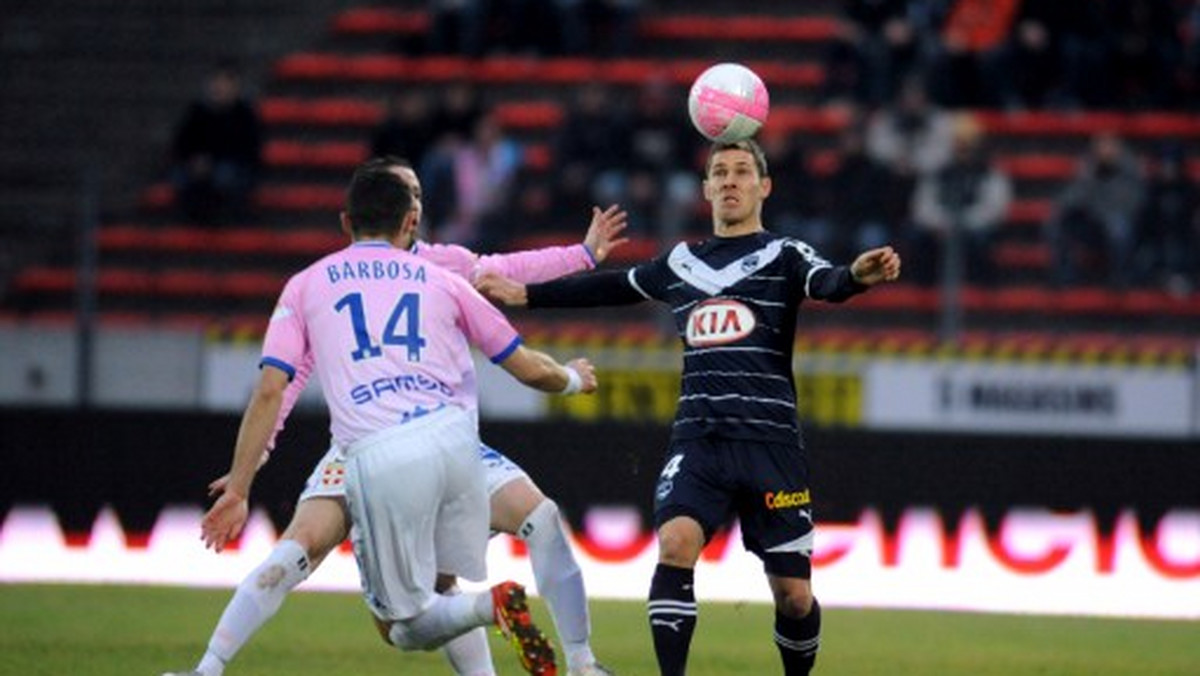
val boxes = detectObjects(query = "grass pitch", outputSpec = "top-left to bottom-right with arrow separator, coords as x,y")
0,583 -> 1196,675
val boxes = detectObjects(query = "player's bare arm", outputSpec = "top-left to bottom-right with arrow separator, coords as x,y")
850,246 -> 902,286
475,271 -> 529,306
500,346 -> 597,394
201,365 -> 289,551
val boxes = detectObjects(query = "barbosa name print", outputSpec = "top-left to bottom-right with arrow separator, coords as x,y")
326,259 -> 427,285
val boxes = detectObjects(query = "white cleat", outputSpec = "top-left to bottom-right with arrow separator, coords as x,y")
160,671 -> 202,676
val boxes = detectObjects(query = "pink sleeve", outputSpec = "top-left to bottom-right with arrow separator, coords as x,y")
447,273 -> 522,362
475,244 -> 596,284
260,275 -> 308,383
265,351 -> 314,451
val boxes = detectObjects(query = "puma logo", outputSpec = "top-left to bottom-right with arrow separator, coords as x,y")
651,618 -> 685,633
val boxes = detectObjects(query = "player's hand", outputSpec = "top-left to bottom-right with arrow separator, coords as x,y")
850,246 -> 901,286
566,358 -> 598,394
474,272 -> 528,306
582,204 -> 630,264
201,490 -> 249,552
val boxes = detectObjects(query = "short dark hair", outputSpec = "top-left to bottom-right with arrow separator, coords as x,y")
354,155 -> 412,177
345,167 -> 413,238
705,138 -> 769,178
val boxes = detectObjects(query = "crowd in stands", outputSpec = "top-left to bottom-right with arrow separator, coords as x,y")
166,1 -> 1200,297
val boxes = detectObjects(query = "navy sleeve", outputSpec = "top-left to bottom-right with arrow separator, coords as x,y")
527,269 -> 647,308
808,265 -> 869,303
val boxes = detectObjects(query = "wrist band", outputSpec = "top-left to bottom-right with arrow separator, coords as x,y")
562,366 -> 583,394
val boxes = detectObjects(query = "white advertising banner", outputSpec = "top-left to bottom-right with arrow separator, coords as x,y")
865,361 -> 1195,438
2,504 -> 1197,619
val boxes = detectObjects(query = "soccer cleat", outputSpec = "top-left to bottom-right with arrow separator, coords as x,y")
160,672 -> 202,676
568,663 -> 616,676
491,581 -> 557,675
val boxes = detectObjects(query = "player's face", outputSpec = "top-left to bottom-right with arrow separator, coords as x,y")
704,149 -> 770,227
388,166 -> 424,223
388,165 -> 424,246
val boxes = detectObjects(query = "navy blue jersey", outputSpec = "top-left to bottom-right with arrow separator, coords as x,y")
628,231 -> 863,444
526,230 -> 866,445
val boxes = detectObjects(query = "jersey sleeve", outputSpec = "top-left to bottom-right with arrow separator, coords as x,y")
446,273 -> 523,363
475,243 -> 595,284
260,274 -> 308,380
785,239 -> 868,302
625,253 -> 674,301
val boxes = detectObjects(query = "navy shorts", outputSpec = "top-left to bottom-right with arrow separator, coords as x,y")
653,436 -> 814,579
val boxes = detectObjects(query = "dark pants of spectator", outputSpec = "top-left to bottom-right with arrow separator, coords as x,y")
1049,208 -> 1134,288
172,161 -> 256,224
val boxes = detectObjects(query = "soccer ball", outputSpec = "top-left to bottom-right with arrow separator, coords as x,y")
687,63 -> 770,143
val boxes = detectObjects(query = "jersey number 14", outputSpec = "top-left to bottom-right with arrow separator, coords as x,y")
335,292 -> 426,362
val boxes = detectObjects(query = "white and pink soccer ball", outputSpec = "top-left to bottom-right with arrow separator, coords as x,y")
687,63 -> 770,143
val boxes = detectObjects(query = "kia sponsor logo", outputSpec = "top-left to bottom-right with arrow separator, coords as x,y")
685,299 -> 756,347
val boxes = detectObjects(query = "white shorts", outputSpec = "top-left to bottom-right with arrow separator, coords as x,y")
343,406 -> 488,621
299,440 -> 528,503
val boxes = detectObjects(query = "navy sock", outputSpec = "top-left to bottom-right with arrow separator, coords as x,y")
647,564 -> 696,676
775,597 -> 820,675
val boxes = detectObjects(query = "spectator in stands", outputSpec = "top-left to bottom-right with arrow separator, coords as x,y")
370,90 -> 435,170
1047,131 -> 1146,288
420,81 -> 484,232
1135,143 -> 1198,295
819,122 -> 909,265
984,1 -> 1068,110
170,62 -> 262,224
865,76 -> 954,177
553,83 -> 629,225
435,110 -> 523,249
928,0 -> 1020,108
841,0 -> 925,106
908,114 -> 1012,286
820,20 -> 871,105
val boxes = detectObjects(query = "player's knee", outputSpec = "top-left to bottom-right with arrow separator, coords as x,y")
773,586 -> 814,619
385,619 -> 432,651
656,517 -> 705,566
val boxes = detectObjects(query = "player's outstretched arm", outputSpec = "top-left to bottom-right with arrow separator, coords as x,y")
201,365 -> 289,552
500,346 -> 597,394
476,268 -> 645,308
850,246 -> 902,286
472,204 -> 629,284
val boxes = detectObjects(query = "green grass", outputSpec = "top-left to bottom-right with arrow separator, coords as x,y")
0,583 -> 1197,675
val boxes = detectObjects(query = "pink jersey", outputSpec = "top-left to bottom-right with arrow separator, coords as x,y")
261,241 -> 521,447
263,240 -> 593,453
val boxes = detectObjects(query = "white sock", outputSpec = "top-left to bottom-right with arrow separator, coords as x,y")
520,500 -> 594,669
441,627 -> 495,676
439,585 -> 496,675
201,539 -> 310,672
388,591 -> 493,651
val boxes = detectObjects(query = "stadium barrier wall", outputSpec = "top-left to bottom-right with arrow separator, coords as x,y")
3,326 -> 1197,438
